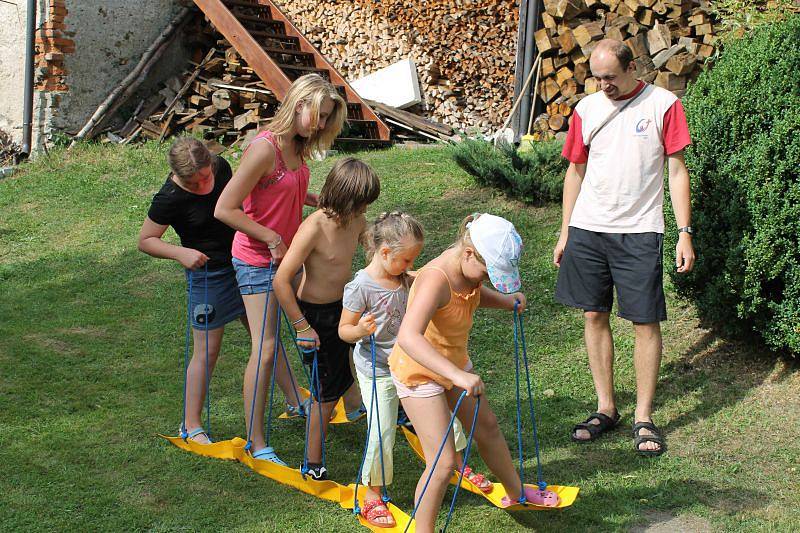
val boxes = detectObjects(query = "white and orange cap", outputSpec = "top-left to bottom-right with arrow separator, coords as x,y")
467,214 -> 523,293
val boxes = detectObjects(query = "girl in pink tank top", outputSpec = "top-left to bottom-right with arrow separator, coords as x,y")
214,74 -> 347,465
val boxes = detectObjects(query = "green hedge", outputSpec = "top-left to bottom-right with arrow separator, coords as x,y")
450,139 -> 566,205
666,16 -> 800,355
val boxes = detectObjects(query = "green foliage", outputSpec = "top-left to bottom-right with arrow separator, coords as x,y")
711,0 -> 798,42
450,138 -> 566,204
666,16 -> 800,355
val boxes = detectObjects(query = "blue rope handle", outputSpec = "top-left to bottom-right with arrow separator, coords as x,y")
442,395 -> 481,532
264,303 -> 283,447
353,333 -> 391,514
276,319 -> 305,414
301,345 -> 327,475
244,262 -> 274,452
180,270 -> 193,440
404,390 -> 471,533
281,310 -> 313,387
516,307 -> 546,491
513,301 -> 527,503
203,263 -> 211,439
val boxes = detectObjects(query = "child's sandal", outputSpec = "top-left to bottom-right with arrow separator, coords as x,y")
360,499 -> 396,528
185,427 -> 213,444
461,465 -> 493,493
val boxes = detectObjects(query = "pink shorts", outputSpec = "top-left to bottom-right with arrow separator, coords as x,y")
392,360 -> 473,399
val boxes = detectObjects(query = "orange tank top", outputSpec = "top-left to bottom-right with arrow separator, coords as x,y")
388,266 -> 481,388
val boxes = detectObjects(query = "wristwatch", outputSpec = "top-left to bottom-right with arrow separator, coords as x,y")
678,226 -> 694,235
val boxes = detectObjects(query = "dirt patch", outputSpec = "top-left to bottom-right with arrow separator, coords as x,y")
57,325 -> 109,338
23,333 -> 73,354
630,511 -> 712,533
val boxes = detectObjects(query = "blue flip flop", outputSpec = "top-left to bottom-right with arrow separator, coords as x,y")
251,446 -> 287,466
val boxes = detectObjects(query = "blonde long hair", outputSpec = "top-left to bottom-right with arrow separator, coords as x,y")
266,74 -> 346,159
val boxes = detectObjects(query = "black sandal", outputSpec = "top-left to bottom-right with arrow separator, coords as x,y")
632,421 -> 667,457
571,410 -> 620,443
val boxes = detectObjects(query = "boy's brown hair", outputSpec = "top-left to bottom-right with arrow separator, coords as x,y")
319,157 -> 380,226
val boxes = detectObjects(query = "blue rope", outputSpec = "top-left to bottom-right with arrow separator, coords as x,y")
280,310 -> 313,389
264,303 -> 283,447
276,325 -> 305,414
203,263 -> 211,439
353,333 -> 390,515
516,307 -> 546,491
442,396 -> 481,532
512,301 -> 526,504
404,391 -> 470,533
180,270 -> 192,440
301,346 -> 327,474
244,262 -> 274,452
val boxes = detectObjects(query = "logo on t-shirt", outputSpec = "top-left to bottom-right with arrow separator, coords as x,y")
635,118 -> 652,136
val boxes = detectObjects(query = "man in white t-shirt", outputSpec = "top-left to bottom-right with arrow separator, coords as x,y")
552,39 -> 696,456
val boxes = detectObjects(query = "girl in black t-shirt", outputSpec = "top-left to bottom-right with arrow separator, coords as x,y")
138,138 -> 304,444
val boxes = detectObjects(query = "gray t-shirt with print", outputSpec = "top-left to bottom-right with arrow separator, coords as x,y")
342,269 -> 411,377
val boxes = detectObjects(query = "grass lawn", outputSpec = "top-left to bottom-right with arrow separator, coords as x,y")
0,142 -> 798,532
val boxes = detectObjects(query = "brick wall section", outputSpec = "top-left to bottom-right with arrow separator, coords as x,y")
35,0 -> 73,92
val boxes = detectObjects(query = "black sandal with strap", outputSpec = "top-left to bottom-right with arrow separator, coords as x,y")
632,421 -> 667,457
571,410 -> 620,443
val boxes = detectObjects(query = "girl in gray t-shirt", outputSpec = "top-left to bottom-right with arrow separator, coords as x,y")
339,212 -> 488,527
339,212 -> 423,527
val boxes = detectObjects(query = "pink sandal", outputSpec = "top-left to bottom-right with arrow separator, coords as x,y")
501,486 -> 560,507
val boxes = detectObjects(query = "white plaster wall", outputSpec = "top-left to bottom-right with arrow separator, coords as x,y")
0,2 -> 40,146
55,1 -> 189,134
0,1 -> 191,152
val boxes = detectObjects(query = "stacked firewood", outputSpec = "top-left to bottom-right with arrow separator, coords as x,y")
276,0 -> 519,134
114,40 -> 280,146
529,0 -> 720,139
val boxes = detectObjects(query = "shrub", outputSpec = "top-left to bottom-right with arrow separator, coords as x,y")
450,138 -> 566,204
665,16 -> 800,355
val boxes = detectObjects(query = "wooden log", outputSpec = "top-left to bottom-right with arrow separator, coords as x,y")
653,42 -> 687,69
211,89 -> 233,110
572,21 -> 604,47
539,77 -> 561,102
625,33 -> 649,58
647,21 -> 672,55
574,62 -> 590,84
548,113 -> 568,131
654,71 -> 686,91
585,77 -> 600,94
541,57 -> 556,77
534,28 -> 559,54
665,52 -> 697,75
554,0 -> 588,20
694,23 -> 713,36
637,8 -> 655,26
560,78 -> 579,97
556,66 -> 574,86
557,29 -> 579,54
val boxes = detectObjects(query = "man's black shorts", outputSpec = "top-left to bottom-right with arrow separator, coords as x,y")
298,299 -> 354,403
555,227 -> 667,323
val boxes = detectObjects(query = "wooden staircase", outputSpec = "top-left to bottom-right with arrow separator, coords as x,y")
193,0 -> 391,147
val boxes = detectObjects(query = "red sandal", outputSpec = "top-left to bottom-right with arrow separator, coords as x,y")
360,498 -> 396,529
461,465 -> 494,493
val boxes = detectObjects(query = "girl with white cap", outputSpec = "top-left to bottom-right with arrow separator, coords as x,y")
388,213 -> 559,532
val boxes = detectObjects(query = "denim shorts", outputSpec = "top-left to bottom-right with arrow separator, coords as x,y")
232,257 -> 276,295
185,266 -> 246,330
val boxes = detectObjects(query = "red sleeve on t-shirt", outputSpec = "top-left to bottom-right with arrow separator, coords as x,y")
662,99 -> 692,155
562,111 -> 588,163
